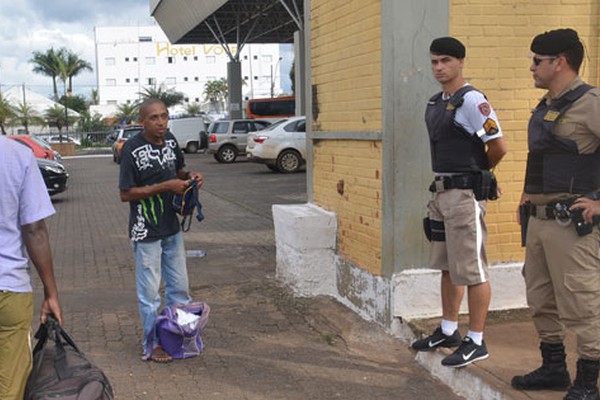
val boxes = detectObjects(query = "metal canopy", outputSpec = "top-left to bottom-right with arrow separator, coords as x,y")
152,0 -> 303,46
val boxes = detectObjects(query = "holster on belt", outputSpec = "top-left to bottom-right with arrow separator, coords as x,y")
473,170 -> 499,201
518,203 -> 530,247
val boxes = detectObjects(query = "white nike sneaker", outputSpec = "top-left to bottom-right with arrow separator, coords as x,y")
411,327 -> 462,352
441,336 -> 489,368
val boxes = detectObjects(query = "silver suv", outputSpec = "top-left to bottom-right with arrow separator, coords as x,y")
207,119 -> 271,163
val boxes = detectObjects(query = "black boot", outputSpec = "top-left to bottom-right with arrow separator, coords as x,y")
564,359 -> 600,400
511,342 -> 571,391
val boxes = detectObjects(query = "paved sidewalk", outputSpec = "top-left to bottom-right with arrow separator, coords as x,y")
32,155 -> 464,400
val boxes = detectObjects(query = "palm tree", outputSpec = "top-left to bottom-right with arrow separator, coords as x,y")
45,104 -> 70,132
62,49 -> 93,94
11,102 -> 45,135
0,94 -> 16,135
138,86 -> 185,108
203,78 -> 228,112
113,103 -> 139,125
184,102 -> 202,116
30,48 -> 62,100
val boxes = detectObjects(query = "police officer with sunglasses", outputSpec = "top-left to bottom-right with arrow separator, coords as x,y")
512,28 -> 600,400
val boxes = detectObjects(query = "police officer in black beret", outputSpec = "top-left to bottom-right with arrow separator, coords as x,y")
411,37 -> 507,368
512,28 -> 600,400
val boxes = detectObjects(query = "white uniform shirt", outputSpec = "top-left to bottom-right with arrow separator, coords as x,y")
442,84 -> 503,143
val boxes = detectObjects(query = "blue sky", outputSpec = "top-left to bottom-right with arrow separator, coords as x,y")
0,0 -> 152,99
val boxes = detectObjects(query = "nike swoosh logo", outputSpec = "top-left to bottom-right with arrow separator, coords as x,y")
428,339 -> 445,347
462,349 -> 477,360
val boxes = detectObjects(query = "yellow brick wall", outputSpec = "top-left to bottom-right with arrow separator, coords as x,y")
313,140 -> 383,275
450,0 -> 600,262
311,0 -> 383,275
311,0 -> 382,131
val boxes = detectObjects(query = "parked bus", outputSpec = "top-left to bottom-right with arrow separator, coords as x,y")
246,96 -> 295,121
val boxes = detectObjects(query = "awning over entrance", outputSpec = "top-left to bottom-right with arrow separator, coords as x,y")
151,0 -> 303,46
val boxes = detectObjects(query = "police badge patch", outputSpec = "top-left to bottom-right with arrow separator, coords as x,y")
483,118 -> 499,136
478,102 -> 491,116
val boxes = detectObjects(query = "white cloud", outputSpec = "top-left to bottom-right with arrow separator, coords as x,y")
0,0 -> 152,99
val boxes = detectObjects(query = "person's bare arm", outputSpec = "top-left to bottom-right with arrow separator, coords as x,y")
486,137 -> 508,168
22,220 -> 62,325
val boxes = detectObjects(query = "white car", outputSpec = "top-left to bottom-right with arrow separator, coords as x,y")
246,116 -> 306,173
47,135 -> 81,146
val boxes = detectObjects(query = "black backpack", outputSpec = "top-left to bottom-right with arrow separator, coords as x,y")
25,316 -> 114,400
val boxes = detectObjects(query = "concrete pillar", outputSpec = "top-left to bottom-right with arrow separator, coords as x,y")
227,61 -> 242,119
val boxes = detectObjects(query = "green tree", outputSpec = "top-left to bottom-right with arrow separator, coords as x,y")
62,49 -> 93,94
183,102 -> 203,116
203,78 -> 228,112
45,104 -> 68,132
0,93 -> 16,135
59,94 -> 88,114
113,103 -> 139,125
90,89 -> 99,106
78,111 -> 109,132
138,86 -> 184,108
11,102 -> 45,135
30,48 -> 62,100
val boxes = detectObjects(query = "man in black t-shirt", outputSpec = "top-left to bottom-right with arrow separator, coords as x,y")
119,99 -> 203,363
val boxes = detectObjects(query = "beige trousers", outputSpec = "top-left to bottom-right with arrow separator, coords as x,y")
524,217 -> 600,359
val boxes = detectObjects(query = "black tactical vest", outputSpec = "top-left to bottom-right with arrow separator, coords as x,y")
425,85 -> 489,173
524,83 -> 600,194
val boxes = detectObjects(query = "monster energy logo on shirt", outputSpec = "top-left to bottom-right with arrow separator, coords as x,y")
140,194 -> 165,225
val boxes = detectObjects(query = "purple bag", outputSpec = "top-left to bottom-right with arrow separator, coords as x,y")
154,302 -> 210,359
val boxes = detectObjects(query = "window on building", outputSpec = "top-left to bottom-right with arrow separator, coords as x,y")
134,78 -> 139,83
147,77 -> 156,86
165,77 -> 176,85
107,100 -> 117,105
253,55 -> 258,60
253,76 -> 258,80
184,77 -> 188,82
167,57 -> 175,64
126,100 -> 131,104
146,57 -> 155,65
244,76 -> 249,80
185,97 -> 189,102
194,56 -> 198,61
139,36 -> 152,42
125,78 -> 130,83
105,57 -> 115,66
262,55 -> 272,63
194,77 -> 199,81
244,55 -> 248,60
195,97 -> 199,102
133,57 -> 138,62
106,79 -> 116,86
183,56 -> 188,61
206,56 -> 216,64
125,57 -> 130,62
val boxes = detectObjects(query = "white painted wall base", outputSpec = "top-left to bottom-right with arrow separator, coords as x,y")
392,263 -> 527,321
273,203 -> 528,328
272,203 -> 337,297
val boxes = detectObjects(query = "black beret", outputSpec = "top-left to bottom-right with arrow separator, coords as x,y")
430,37 -> 466,59
530,28 -> 581,55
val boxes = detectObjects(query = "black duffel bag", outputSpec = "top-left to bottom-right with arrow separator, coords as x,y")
25,315 -> 114,400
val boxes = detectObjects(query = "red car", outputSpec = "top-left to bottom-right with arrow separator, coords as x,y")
8,135 -> 56,161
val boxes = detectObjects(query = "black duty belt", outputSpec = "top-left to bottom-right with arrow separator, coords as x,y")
525,203 -> 556,220
429,174 -> 476,193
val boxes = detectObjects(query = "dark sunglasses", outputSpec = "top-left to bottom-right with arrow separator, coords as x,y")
532,55 -> 559,66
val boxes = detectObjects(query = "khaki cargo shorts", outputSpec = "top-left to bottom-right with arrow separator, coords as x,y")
427,188 -> 489,286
